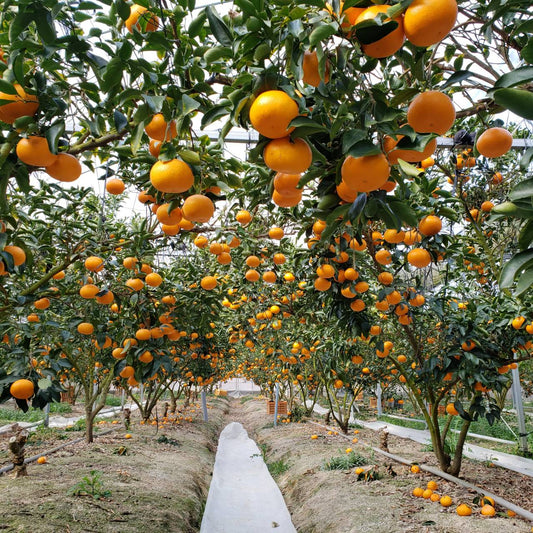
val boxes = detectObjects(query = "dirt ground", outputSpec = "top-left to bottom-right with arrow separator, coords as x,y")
236,397 -> 533,533
0,397 -> 230,533
1,395 -> 532,532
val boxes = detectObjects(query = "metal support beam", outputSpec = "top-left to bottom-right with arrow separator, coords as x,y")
511,363 -> 529,454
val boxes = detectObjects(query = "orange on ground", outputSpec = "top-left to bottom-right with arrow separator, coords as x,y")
0,84 -> 39,124
404,0 -> 458,47
249,90 -> 299,139
407,91 -> 455,135
45,153 -> 82,182
476,127 -> 513,158
354,6 -> 405,58
37,456 -> 47,464
341,153 -> 390,192
182,194 -> 215,223
302,50 -> 330,87
440,495 -> 453,507
150,159 -> 194,194
456,503 -> 472,516
263,137 -> 312,174
16,137 -> 57,167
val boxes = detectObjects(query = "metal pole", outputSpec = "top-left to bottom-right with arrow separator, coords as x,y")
43,403 -> 50,428
121,388 -> 125,409
140,383 -> 144,406
376,384 -> 383,417
201,389 -> 208,422
511,364 -> 529,453
274,383 -> 279,427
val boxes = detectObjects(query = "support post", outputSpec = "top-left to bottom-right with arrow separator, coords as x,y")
201,389 -> 208,422
140,383 -> 144,406
274,383 -> 279,427
121,388 -> 125,409
376,384 -> 383,417
511,363 -> 529,454
43,403 -> 50,428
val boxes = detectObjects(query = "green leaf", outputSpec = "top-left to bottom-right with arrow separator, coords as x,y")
397,159 -> 422,178
518,219 -> 533,250
500,249 -> 533,289
509,177 -> 533,202
189,11 -> 207,38
346,141 -> 381,158
179,149 -> 201,165
520,147 -> 533,171
45,121 -> 65,154
354,19 -> 398,45
15,165 -> 30,194
290,116 -> 329,137
289,6 -> 306,19
387,198 -> 418,227
234,0 -> 257,16
347,193 -> 367,222
38,377 -> 52,390
116,0 -> 131,21
206,6 -> 233,47
34,6 -> 57,45
101,57 -> 124,92
309,24 -> 337,47
493,88 -> 533,120
130,122 -> 144,155
515,267 -> 533,297
0,80 -> 17,95
493,66 -> 533,90
342,130 -> 367,153
113,110 -> 128,132
182,95 -> 201,115
9,10 -> 33,42
440,70 -> 473,90
522,38 -> 533,63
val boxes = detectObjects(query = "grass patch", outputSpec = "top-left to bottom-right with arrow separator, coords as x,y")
0,402 -> 72,424
323,451 -> 367,470
105,395 -> 123,407
267,458 -> 290,477
378,414 -> 426,430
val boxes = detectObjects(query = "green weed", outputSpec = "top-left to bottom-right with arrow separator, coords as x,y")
323,451 -> 367,470
69,470 -> 111,499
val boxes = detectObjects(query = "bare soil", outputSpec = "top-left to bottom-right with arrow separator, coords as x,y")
236,397 -> 533,533
0,397 -> 230,533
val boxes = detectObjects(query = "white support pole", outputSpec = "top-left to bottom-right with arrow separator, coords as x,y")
376,384 -> 383,417
140,383 -> 144,406
201,390 -> 208,422
121,388 -> 125,409
274,383 -> 279,428
511,364 -> 529,454
43,403 -> 50,428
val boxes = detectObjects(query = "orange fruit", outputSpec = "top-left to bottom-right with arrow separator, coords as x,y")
145,272 -> 163,287
10,379 -> 34,400
182,194 -> 215,223
236,209 -> 252,225
430,493 -> 441,502
341,153 -> 390,192
410,464 -> 420,473
404,0 -> 458,47
317,264 -> 335,278
77,322 -> 94,335
418,215 -> 442,236
79,283 -> 99,299
384,135 -> 437,164
126,278 -> 144,291
45,153 -> 82,182
0,84 -> 39,124
139,351 -> 153,363
314,277 -> 331,291
245,269 -> 260,282
440,495 -> 453,507
480,201 -> 494,212
96,290 -> 114,304
273,172 -> 301,195
413,487 -> 425,497
119,366 -> 135,379
217,251 -> 232,265
37,456 -> 47,464
125,4 -> 159,32
263,137 -> 312,174
427,481 -> 438,491
34,297 -> 50,310
200,275 -> 218,290
150,159 -> 194,193
149,139 -> 161,157
16,137 -> 57,167
106,178 -> 125,195
138,190 -> 156,204
378,271 -> 393,285
383,229 -> 404,243
481,496 -> 495,507
344,268 -> 359,281
135,328 -> 151,341
354,281 -> 369,293
407,248 -> 431,268
156,204 -> 182,225
456,503 -> 472,516
123,257 -> 138,269
3,245 -> 26,266
246,255 -> 260,267
161,223 -> 180,235
476,127 -> 513,158
262,271 -> 277,283
194,235 -> 209,248
512,316 -> 526,330
269,227 -> 284,240
273,253 -> 286,265
144,113 -> 177,141
302,50 -> 330,87
27,313 -> 39,322
249,90 -> 299,139
354,6 -> 405,58
341,6 -> 365,31
375,249 -> 392,265
85,256 -> 104,272
422,489 -> 433,499
336,180 -> 358,202
272,189 -> 302,207
407,91 -> 455,135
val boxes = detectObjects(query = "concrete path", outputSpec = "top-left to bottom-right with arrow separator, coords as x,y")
200,422 -> 296,533
309,403 -> 533,478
